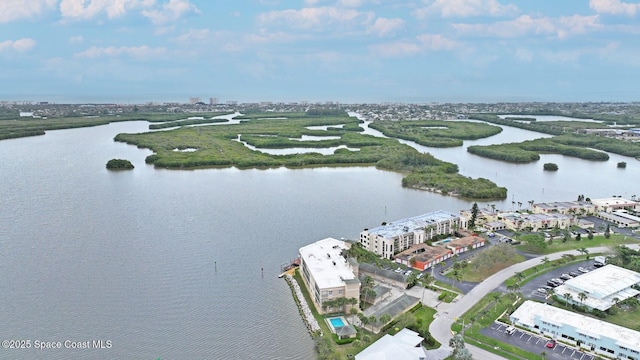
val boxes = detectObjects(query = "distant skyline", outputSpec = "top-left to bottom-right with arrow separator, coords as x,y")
2,0 -> 640,104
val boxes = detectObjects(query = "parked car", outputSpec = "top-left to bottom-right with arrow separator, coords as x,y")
542,285 -> 554,292
578,267 -> 589,273
547,280 -> 560,287
505,326 -> 516,335
546,339 -> 556,348
552,278 -> 564,284
569,271 -> 580,277
537,288 -> 548,294
560,274 -> 573,281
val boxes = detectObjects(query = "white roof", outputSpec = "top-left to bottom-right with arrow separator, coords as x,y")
512,301 -> 640,351
591,197 -> 639,207
555,264 -> 640,309
356,328 -> 426,360
299,237 -> 357,289
366,211 -> 458,238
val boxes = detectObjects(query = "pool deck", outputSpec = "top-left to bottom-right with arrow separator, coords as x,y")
325,315 -> 349,333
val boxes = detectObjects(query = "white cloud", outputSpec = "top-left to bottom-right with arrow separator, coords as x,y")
369,41 -> 422,57
258,6 -> 373,31
370,17 -> 404,36
417,34 -> 460,50
59,0 -> 154,20
141,0 -> 200,25
369,33 -> 460,57
75,45 -> 167,59
0,0 -> 57,23
414,0 -> 519,19
69,35 -> 84,44
0,38 -> 36,53
590,0 -> 640,16
59,0 -> 197,23
515,48 -> 533,62
302,0 -> 371,6
453,14 -> 600,39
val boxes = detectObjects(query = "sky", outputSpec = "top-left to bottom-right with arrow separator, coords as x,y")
1,0 -> 640,104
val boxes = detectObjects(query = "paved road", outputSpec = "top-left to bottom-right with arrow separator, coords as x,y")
427,244 -> 640,360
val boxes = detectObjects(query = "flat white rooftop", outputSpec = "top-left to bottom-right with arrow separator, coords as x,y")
565,264 -> 640,297
366,210 -> 458,238
355,328 -> 426,360
512,301 -> 640,352
299,237 -> 357,289
591,197 -> 639,207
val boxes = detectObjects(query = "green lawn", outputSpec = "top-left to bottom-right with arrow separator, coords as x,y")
516,233 -> 638,255
593,306 -> 640,330
454,254 -> 526,282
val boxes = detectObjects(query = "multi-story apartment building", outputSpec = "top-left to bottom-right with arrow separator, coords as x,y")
298,238 -> 360,314
359,211 -> 460,259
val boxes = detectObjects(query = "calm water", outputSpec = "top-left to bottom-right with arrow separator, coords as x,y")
0,117 -> 638,359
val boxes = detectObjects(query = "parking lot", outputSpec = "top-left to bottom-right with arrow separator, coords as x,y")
481,322 -> 595,360
497,259 -> 600,301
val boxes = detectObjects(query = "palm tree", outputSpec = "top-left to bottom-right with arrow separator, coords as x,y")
349,307 -> 359,323
563,293 -> 573,307
577,247 -> 589,258
578,292 -> 587,305
492,292 -> 501,310
528,200 -> 535,210
379,313 -> 391,326
368,315 -> 377,331
359,314 -> 369,329
515,271 -> 524,284
613,297 -> 620,308
541,256 -> 550,268
452,270 -> 462,289
510,283 -> 520,293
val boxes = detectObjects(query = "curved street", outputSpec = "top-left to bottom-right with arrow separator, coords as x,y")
427,244 -> 640,360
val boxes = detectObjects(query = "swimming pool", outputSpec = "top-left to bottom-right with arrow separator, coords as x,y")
326,316 -> 349,333
330,317 -> 345,328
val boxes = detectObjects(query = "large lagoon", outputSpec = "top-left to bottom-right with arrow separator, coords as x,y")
0,116 -> 638,358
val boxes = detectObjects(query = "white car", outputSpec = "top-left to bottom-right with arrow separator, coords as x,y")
505,326 -> 516,335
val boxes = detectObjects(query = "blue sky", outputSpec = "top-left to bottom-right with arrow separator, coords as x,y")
1,0 -> 640,104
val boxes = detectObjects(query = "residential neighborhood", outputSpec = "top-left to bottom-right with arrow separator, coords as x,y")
286,196 -> 640,359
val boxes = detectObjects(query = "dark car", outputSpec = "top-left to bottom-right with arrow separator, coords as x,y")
569,271 -> 580,277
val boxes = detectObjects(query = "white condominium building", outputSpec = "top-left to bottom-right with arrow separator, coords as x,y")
299,238 -> 360,314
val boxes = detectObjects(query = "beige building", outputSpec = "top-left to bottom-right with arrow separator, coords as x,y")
590,197 -> 640,213
532,201 -> 596,216
299,238 -> 360,314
